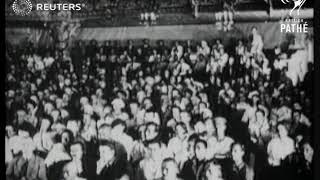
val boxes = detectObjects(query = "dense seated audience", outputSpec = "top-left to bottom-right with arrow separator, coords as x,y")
5,26 -> 314,180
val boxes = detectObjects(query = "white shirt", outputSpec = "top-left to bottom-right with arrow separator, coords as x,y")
267,137 -> 295,165
112,133 -> 134,160
167,136 -> 189,164
178,62 -> 191,76
5,136 -> 13,164
43,56 -> 55,67
209,136 -> 234,158
45,143 -> 71,167
33,132 -> 54,153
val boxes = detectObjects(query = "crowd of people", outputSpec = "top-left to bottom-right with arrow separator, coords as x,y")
5,26 -> 314,180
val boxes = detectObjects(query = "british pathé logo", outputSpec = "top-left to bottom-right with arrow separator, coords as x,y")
280,0 -> 308,33
280,18 -> 308,33
12,0 -> 33,16
281,0 -> 307,16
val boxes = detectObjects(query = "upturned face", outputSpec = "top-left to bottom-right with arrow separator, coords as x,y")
277,124 -> 288,138
232,144 -> 244,162
145,125 -> 158,141
70,143 -> 83,160
195,142 -> 206,161
303,143 -> 314,162
99,145 -> 115,162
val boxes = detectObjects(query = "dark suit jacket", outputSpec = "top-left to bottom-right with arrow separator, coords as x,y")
96,158 -> 129,180
78,156 -> 97,180
180,158 -> 206,180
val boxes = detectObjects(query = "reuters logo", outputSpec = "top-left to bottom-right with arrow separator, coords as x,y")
12,0 -> 33,16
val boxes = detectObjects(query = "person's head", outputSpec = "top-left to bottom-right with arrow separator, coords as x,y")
111,119 -> 126,135
6,125 -> 16,138
203,109 -> 213,120
172,106 -> 181,120
61,129 -> 74,148
137,47 -> 142,54
277,122 -> 289,139
252,94 -> 260,106
204,160 -> 223,180
214,117 -> 227,138
40,115 -> 53,132
255,109 -> 265,123
129,100 -> 139,114
198,101 -> 208,112
26,99 -> 36,112
205,118 -> 215,137
194,120 -> 206,137
143,98 -> 153,110
137,90 -> 146,104
70,141 -> 85,160
18,125 -> 31,138
301,140 -> 313,163
66,119 -> 81,136
292,109 -> 302,122
147,139 -> 162,159
50,109 -> 61,123
145,122 -> 159,141
219,48 -> 224,55
98,124 -> 112,140
44,102 -> 54,114
231,142 -> 245,163
181,111 -> 192,124
111,98 -> 125,112
195,138 -> 207,161
162,158 -> 179,180
223,82 -> 230,90
99,140 -> 116,162
16,109 -> 27,124
228,57 -> 235,65
252,26 -> 258,35
164,69 -> 170,79
175,122 -> 187,139
187,134 -> 198,159
201,40 -> 207,48
155,74 -> 162,83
